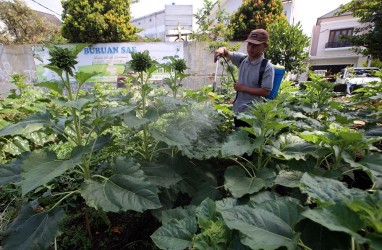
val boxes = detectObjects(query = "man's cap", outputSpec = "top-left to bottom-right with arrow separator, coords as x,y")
245,29 -> 269,44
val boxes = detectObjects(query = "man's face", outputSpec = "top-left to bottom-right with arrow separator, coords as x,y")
246,42 -> 267,59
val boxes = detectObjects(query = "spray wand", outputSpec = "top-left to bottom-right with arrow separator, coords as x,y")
215,55 -> 238,103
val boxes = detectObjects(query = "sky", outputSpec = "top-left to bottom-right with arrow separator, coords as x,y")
24,0 -> 352,36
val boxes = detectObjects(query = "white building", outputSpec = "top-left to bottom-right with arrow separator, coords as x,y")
131,4 -> 193,42
309,7 -> 368,75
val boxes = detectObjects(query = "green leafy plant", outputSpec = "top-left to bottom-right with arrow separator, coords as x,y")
299,123 -> 380,171
1,42 -> 382,250
161,56 -> 189,97
9,74 -> 28,95
127,50 -> 158,160
219,98 -> 292,198
294,73 -> 338,120
152,194 -> 306,250
0,45 -> 164,249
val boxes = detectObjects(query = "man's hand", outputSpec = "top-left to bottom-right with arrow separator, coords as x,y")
233,83 -> 247,92
214,47 -> 227,62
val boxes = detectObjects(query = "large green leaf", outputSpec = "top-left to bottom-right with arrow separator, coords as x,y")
249,191 -> 280,204
365,126 -> 382,136
302,204 -> 366,244
26,132 -> 56,148
221,130 -> 256,157
121,107 -> 159,129
35,81 -> 64,94
96,106 -> 136,120
160,155 -> 219,205
0,118 -> 10,129
300,173 -> 365,204
269,142 -> 329,161
81,157 -> 161,212
191,180 -> 221,205
2,136 -> 30,155
162,206 -> 197,224
358,153 -> 382,188
43,64 -> 63,78
21,149 -> 83,196
224,166 -> 274,198
368,232 -> 382,250
141,162 -> 182,188
195,198 -> 218,221
274,170 -> 304,188
358,154 -> 382,175
3,205 -> 64,250
75,71 -> 100,85
347,191 -> 382,234
0,157 -> 22,186
221,205 -> 299,250
296,219 -> 351,250
151,127 -> 190,146
254,197 -> 306,228
64,95 -> 95,111
122,112 -> 151,129
81,178 -> 161,212
215,197 -> 238,211
0,111 -> 51,137
112,156 -> 143,177
151,217 -> 197,250
81,175 -> 161,212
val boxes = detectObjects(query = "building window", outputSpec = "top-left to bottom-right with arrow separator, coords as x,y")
326,28 -> 353,48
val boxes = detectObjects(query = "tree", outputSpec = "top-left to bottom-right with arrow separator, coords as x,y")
266,19 -> 310,73
192,0 -> 232,41
61,0 -> 139,43
229,0 -> 285,41
0,0 -> 65,44
337,0 -> 382,61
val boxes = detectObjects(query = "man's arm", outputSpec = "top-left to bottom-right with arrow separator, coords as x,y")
233,83 -> 270,97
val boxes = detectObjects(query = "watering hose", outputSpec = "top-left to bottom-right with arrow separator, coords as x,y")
220,56 -> 237,83
212,57 -> 219,92
218,56 -> 238,103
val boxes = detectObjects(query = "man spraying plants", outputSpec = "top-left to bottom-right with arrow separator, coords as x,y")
214,29 -> 275,127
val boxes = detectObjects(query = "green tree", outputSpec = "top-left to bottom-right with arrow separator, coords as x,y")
337,0 -> 382,61
192,0 -> 232,41
0,0 -> 65,44
229,0 -> 285,41
61,0 -> 139,43
266,19 -> 310,73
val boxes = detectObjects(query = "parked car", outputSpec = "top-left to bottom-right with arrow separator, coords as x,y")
336,67 -> 381,94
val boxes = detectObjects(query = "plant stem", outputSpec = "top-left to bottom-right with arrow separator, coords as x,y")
333,145 -> 344,170
298,239 -> 313,250
140,72 -> 150,160
65,71 -> 82,146
342,167 -> 363,175
98,209 -> 111,227
50,190 -> 80,210
231,157 -> 255,178
92,174 -> 108,181
173,71 -> 178,97
83,206 -> 93,240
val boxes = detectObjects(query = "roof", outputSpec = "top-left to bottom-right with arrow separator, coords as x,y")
318,7 -> 352,19
33,10 -> 62,27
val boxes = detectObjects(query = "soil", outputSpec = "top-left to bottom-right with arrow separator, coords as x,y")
56,206 -> 161,250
